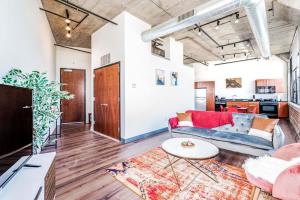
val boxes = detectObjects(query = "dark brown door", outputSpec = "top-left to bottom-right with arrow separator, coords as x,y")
195,81 -> 215,111
94,63 -> 120,140
60,69 -> 85,123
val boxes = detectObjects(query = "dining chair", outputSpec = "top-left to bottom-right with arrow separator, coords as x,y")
226,107 -> 239,113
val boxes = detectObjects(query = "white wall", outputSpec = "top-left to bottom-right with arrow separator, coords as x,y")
92,12 -> 195,140
123,12 -> 194,139
194,56 -> 288,100
0,0 -> 56,81
56,46 -> 92,123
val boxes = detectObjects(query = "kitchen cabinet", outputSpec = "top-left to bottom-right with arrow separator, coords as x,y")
227,101 -> 260,114
278,102 -> 289,118
255,79 -> 285,93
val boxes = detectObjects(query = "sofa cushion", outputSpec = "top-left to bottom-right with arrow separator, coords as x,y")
186,110 -> 234,128
172,127 -> 273,150
251,117 -> 279,133
213,113 -> 267,134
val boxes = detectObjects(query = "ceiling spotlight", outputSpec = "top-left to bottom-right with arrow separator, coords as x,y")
66,31 -> 71,38
215,21 -> 220,30
233,53 -> 236,58
198,29 -> 202,36
235,13 -> 240,24
65,24 -> 71,31
222,55 -> 225,59
220,46 -> 224,51
65,18 -> 71,23
233,43 -> 236,49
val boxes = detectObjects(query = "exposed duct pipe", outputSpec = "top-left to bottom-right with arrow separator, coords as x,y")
141,0 -> 271,59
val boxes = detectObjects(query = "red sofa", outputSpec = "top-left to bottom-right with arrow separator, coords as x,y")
168,110 -> 285,156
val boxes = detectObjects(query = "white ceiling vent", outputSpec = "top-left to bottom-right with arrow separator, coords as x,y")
178,10 -> 195,22
100,53 -> 111,66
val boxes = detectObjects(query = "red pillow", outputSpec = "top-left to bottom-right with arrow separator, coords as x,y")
169,117 -> 178,129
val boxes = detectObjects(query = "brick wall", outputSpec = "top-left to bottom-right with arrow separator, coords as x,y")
289,103 -> 300,141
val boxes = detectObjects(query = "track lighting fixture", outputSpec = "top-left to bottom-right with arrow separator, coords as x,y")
65,18 -> 71,23
65,9 -> 70,23
65,23 -> 71,31
198,29 -> 202,36
66,31 -> 71,38
233,43 -> 236,49
235,13 -> 239,24
215,21 -> 220,30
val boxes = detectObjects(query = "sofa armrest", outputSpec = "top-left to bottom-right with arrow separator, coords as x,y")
272,125 -> 285,149
272,164 -> 300,200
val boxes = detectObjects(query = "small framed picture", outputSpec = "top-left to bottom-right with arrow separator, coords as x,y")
155,69 -> 165,85
170,72 -> 178,86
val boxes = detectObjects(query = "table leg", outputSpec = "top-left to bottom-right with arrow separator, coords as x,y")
185,159 -> 218,183
166,154 -> 181,190
164,157 -> 180,169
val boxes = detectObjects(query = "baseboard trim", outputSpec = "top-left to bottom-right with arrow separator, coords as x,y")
121,127 -> 168,143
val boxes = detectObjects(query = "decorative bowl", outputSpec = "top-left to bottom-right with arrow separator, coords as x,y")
181,140 -> 195,148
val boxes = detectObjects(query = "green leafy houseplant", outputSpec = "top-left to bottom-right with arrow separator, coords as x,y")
2,69 -> 73,153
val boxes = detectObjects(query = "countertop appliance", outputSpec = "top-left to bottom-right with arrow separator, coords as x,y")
195,88 -> 206,111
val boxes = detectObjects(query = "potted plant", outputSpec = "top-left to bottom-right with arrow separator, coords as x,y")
2,68 -> 73,153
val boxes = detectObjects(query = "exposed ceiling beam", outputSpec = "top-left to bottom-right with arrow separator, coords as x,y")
184,55 -> 208,66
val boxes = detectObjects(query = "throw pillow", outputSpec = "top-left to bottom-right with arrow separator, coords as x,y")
248,128 -> 272,141
251,117 -> 279,133
176,112 -> 193,127
178,121 -> 193,127
249,117 -> 279,141
176,112 -> 192,122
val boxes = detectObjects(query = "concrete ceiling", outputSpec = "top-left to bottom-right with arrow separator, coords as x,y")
41,0 -> 299,63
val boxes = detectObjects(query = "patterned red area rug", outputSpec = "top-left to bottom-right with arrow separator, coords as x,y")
107,147 -> 271,200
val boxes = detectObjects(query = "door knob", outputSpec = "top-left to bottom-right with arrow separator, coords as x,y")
22,105 -> 32,109
100,104 -> 108,106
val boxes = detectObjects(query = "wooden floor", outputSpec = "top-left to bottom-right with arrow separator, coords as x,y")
50,120 -> 297,200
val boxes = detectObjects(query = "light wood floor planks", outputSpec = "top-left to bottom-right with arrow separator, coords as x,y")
49,120 -> 297,200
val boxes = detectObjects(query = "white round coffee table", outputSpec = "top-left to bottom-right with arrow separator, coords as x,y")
161,138 -> 219,190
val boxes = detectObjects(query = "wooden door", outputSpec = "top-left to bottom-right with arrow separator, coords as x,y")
60,69 -> 85,123
94,63 -> 120,140
195,81 -> 215,111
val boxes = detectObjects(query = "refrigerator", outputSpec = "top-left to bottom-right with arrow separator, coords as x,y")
195,88 -> 207,111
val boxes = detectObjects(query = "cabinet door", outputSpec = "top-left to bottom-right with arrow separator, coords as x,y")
278,102 -> 289,118
248,102 -> 260,114
275,79 -> 285,93
256,80 -> 264,86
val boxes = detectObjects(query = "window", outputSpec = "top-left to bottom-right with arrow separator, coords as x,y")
290,57 -> 300,104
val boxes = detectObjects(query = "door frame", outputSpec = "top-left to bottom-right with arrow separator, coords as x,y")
60,68 -> 86,123
93,61 -> 121,140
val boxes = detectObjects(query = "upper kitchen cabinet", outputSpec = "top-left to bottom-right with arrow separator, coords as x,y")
255,79 -> 285,93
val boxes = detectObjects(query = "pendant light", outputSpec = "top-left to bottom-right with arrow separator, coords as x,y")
215,21 -> 220,30
235,13 -> 240,24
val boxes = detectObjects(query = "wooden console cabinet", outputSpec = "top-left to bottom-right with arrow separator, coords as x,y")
278,102 -> 289,118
